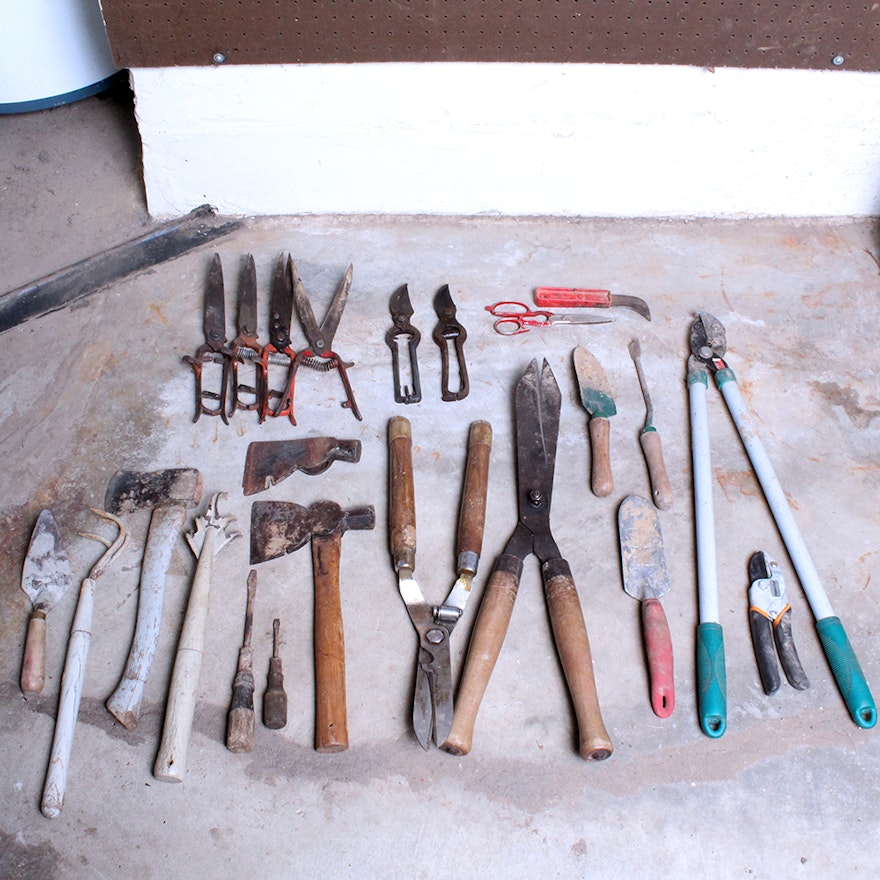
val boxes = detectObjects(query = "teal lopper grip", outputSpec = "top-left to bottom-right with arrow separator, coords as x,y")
697,622 -> 727,738
816,617 -> 877,729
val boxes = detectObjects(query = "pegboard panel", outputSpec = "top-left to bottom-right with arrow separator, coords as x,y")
102,1 -> 880,71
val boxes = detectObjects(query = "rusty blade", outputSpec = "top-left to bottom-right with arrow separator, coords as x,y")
242,438 -> 362,495
249,502 -> 312,564
573,345 -> 617,419
618,495 -> 670,602
22,511 -> 73,611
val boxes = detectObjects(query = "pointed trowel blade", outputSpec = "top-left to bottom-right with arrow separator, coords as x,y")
22,510 -> 73,611
573,345 -> 617,419
618,495 -> 670,602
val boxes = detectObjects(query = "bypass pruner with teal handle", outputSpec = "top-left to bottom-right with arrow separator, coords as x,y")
689,312 -> 875,731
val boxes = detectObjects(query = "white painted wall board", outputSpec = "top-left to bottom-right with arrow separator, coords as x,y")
130,63 -> 880,217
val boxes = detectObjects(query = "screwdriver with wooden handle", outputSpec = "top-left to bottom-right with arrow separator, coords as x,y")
263,618 -> 288,729
226,571 -> 257,752
628,339 -> 673,510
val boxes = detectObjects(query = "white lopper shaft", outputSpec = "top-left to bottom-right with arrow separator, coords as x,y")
689,375 -> 719,624
718,377 -> 835,621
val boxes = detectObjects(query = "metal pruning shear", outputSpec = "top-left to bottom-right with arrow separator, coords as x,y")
748,552 -> 809,695
287,258 -> 362,422
224,254 -> 268,418
442,359 -> 613,760
388,417 -> 492,749
183,254 -> 232,423
386,285 -> 422,404
688,312 -> 875,733
260,254 -> 299,423
485,301 -> 613,336
432,285 -> 469,401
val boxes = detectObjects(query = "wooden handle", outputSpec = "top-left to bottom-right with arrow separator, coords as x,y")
154,529 -> 217,783
589,417 -> 613,498
639,430 -> 673,510
642,598 -> 675,718
543,560 -> 613,760
107,504 -> 185,729
457,421 -> 492,564
21,611 -> 47,694
312,531 -> 348,753
388,416 -> 416,571
534,287 -> 611,308
441,559 -> 520,756
42,578 -> 96,817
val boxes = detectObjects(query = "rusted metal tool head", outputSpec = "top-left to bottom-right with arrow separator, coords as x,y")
250,500 -> 375,564
242,438 -> 362,496
105,468 -> 204,515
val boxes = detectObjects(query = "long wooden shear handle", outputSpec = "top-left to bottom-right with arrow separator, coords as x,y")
543,558 -> 613,760
457,421 -> 492,566
441,556 -> 520,756
389,417 -> 416,571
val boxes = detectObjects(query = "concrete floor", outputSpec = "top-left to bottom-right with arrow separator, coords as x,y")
2,85 -> 880,879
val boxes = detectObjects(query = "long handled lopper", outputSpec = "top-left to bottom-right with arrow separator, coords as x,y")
688,312 -> 875,734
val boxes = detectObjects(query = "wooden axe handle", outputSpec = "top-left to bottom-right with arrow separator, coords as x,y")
106,504 -> 185,729
312,531 -> 348,752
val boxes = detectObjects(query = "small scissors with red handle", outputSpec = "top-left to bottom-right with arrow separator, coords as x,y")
485,301 -> 612,336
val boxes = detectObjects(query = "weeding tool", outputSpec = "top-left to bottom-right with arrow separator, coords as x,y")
628,339 -> 673,510
388,417 -> 492,749
154,494 -> 239,782
433,285 -> 469,401
618,495 -> 675,718
442,359 -> 613,760
386,284 -> 422,404
573,345 -> 617,498
41,510 -> 128,818
690,311 -> 875,730
20,510 -> 74,694
748,552 -> 809,695
534,286 -> 651,321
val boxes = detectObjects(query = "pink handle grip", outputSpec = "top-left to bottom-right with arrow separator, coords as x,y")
534,288 -> 612,309
641,598 -> 674,718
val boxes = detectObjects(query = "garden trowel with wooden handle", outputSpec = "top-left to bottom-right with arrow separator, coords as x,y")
618,494 -> 675,718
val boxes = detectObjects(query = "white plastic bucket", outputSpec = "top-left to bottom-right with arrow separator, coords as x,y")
0,0 -> 120,114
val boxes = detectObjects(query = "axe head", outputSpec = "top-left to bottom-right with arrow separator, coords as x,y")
249,500 -> 375,564
242,438 -> 362,496
106,468 -> 203,515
